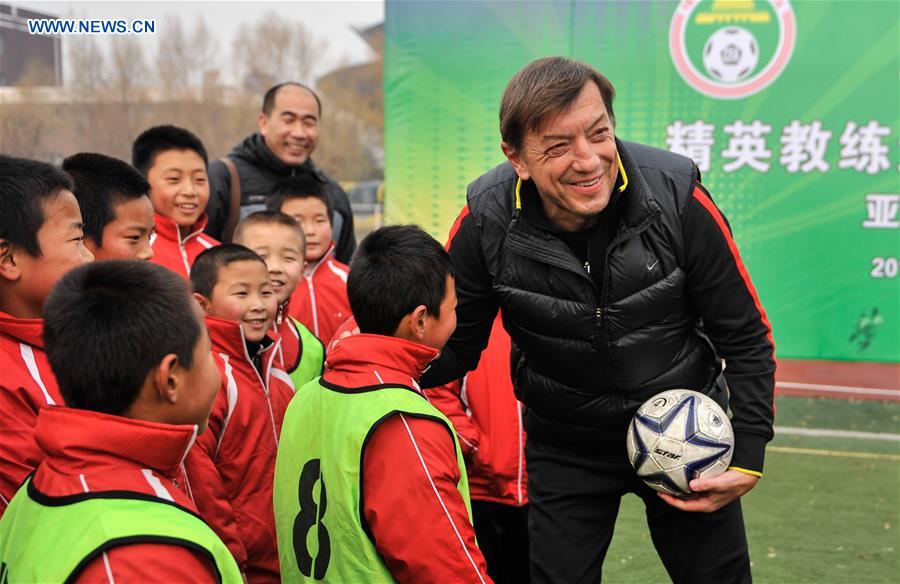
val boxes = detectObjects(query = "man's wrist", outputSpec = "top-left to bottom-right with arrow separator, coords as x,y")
730,430 -> 769,475
727,466 -> 763,478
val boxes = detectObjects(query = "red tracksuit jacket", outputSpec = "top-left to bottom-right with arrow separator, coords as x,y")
288,243 -> 351,343
331,316 -> 527,507
0,312 -> 63,516
427,314 -> 528,506
150,212 -> 219,279
29,407 -> 218,582
184,316 -> 295,583
324,333 -> 492,583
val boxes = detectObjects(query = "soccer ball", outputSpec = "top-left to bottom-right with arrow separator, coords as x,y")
626,389 -> 734,497
702,26 -> 760,83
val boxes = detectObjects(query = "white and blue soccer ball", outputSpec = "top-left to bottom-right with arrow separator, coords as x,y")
626,389 -> 734,497
702,26 -> 760,83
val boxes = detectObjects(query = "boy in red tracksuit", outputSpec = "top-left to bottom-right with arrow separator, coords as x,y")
274,225 -> 491,583
63,152 -> 156,262
427,314 -> 530,584
329,316 -> 528,583
132,125 -> 219,278
186,244 -> 296,582
0,260 -> 239,582
0,155 -> 94,515
233,211 -> 324,386
266,176 -> 351,343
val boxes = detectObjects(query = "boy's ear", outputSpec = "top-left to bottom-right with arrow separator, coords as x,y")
152,353 -> 181,405
410,305 -> 428,340
0,240 -> 23,282
393,305 -> 429,342
193,292 -> 211,313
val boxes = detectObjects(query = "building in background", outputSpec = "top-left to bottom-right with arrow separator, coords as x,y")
0,2 -> 62,86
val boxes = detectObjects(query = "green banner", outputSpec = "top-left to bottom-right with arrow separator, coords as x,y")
385,0 -> 899,362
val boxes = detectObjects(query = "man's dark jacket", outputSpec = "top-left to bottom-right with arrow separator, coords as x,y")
421,139 -> 776,474
205,133 -> 356,263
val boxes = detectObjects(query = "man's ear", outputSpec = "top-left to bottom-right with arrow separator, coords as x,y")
152,353 -> 181,405
257,112 -> 269,135
193,292 -> 211,313
0,240 -> 22,283
501,142 -> 530,181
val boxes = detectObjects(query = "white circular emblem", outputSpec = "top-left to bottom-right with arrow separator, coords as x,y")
670,0 -> 796,99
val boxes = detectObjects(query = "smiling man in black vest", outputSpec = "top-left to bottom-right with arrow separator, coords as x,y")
206,82 -> 356,263
421,57 -> 776,584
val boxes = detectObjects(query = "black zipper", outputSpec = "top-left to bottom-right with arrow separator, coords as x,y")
599,209 -> 662,418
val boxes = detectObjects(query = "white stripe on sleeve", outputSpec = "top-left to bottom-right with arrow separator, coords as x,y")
399,414 -> 486,584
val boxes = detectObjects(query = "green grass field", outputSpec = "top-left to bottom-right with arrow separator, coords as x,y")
603,395 -> 900,583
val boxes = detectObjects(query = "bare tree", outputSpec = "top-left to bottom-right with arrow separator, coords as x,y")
109,36 -> 145,104
193,18 -> 222,100
155,16 -> 220,100
155,16 -> 191,98
232,12 -> 328,90
67,36 -> 107,98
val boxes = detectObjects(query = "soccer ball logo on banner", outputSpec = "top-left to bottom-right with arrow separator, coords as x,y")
626,389 -> 734,496
670,0 -> 796,99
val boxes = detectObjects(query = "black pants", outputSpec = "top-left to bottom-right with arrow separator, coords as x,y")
472,500 -> 531,584
526,437 -> 751,584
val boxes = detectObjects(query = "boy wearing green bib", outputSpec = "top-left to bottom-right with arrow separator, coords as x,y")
0,261 -> 242,583
274,225 -> 491,583
233,211 -> 324,388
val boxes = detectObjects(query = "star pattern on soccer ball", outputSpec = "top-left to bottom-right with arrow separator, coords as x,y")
630,394 -> 732,494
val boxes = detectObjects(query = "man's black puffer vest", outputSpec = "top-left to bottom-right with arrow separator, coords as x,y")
468,139 -> 722,451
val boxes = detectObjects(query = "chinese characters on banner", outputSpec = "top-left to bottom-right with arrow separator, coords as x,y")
665,120 -> 892,175
863,193 -> 899,280
666,119 -> 898,281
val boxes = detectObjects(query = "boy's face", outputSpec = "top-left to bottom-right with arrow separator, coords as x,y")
88,196 -> 155,261
421,275 -> 458,351
146,149 -> 209,229
7,190 -> 94,318
280,196 -> 332,263
205,260 -> 277,342
174,303 -> 221,433
235,223 -> 305,306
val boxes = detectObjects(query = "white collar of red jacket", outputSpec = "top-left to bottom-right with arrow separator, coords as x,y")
276,298 -> 293,326
204,314 -> 279,364
153,211 -> 209,243
324,333 -> 439,387
0,310 -> 44,348
35,406 -> 198,480
305,241 -> 337,275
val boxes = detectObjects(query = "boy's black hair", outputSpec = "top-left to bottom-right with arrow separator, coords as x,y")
262,82 -> 322,118
62,152 -> 151,246
190,243 -> 268,298
43,261 -> 200,415
234,211 -> 306,253
0,155 -> 75,257
265,176 -> 332,225
131,124 -> 209,175
348,225 -> 454,336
